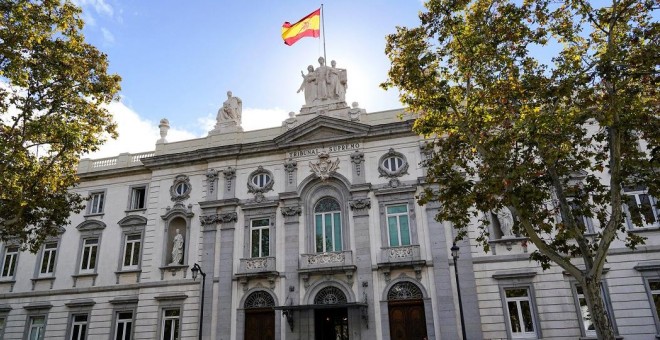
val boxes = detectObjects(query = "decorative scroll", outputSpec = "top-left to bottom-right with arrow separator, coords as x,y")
218,212 -> 238,223
350,150 -> 365,176
349,198 -> 371,211
284,159 -> 297,185
281,206 -> 302,217
245,258 -> 268,270
200,214 -> 219,226
388,246 -> 414,259
307,252 -> 344,265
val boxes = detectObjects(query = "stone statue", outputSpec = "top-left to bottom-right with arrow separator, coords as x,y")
496,207 -> 515,237
297,65 -> 317,106
296,57 -> 349,109
157,118 -> 170,144
218,91 -> 242,124
170,228 -> 184,265
315,57 -> 330,100
282,111 -> 298,130
329,60 -> 347,101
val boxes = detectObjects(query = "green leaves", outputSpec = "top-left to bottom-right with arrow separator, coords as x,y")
0,0 -> 121,252
385,1 -> 658,337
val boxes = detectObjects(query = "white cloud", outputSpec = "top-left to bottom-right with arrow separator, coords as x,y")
73,0 -> 113,16
242,107 -> 290,131
100,27 -> 115,45
86,101 -> 197,159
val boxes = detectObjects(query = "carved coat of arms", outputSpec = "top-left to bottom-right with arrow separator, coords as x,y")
310,152 -> 340,180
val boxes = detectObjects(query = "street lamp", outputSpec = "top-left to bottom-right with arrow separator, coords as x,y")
451,243 -> 467,340
191,263 -> 206,340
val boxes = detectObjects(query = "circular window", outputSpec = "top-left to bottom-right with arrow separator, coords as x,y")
383,156 -> 404,172
251,173 -> 271,188
174,182 -> 189,196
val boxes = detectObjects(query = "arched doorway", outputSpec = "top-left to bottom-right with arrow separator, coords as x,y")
314,286 -> 349,340
244,291 -> 275,340
388,281 -> 428,340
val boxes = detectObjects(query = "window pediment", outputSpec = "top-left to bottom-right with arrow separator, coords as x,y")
76,220 -> 106,232
118,215 -> 148,228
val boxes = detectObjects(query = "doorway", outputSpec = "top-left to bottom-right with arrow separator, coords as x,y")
314,307 -> 349,340
244,309 -> 275,340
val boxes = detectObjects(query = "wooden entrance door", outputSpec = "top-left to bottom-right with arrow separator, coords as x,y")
388,300 -> 428,340
244,309 -> 275,340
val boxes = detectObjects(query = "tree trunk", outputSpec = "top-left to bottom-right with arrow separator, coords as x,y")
584,278 -> 616,340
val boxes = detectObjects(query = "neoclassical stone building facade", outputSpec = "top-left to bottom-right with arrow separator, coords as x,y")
0,60 -> 659,340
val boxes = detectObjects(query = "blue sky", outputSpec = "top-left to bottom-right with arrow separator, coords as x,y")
75,1 -> 425,158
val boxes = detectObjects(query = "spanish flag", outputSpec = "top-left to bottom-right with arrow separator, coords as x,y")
281,8 -> 321,46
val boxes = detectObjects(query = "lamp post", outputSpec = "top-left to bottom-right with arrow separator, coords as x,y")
191,263 -> 206,340
451,243 -> 467,340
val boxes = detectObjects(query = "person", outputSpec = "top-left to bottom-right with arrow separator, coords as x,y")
220,91 -> 242,123
297,65 -> 317,105
170,228 -> 184,265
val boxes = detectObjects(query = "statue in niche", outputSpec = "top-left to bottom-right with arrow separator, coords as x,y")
217,90 -> 242,124
297,65 -> 317,105
495,206 -> 515,238
170,229 -> 184,265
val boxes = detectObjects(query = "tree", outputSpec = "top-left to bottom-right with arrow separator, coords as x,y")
382,0 -> 659,339
0,0 -> 121,251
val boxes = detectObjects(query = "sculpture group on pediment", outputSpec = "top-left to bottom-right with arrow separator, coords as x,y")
297,57 -> 347,106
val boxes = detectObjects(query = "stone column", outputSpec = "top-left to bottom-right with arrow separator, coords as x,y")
279,192 -> 301,340
199,214 -> 218,339
214,202 -> 239,339
425,202 -> 483,340
349,184 -> 375,338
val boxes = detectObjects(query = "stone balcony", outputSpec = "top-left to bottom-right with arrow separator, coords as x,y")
380,245 -> 422,264
235,257 -> 278,291
237,257 -> 277,275
377,245 -> 426,282
299,251 -> 356,286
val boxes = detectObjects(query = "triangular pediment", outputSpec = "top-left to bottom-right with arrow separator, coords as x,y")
274,116 -> 370,147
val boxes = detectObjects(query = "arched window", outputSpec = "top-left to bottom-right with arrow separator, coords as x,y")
387,281 -> 423,301
244,291 -> 275,309
314,286 -> 347,305
314,197 -> 342,252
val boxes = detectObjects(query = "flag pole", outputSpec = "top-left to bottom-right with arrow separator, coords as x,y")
321,3 -> 326,62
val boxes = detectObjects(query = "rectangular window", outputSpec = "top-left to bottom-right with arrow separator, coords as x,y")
69,314 -> 88,340
161,309 -> 180,340
575,285 -> 597,337
568,201 -> 595,233
0,317 -> 5,338
89,192 -> 105,214
649,280 -> 660,325
387,204 -> 411,247
129,186 -> 146,210
80,238 -> 98,272
624,190 -> 659,228
114,311 -> 133,340
1,246 -> 18,278
250,218 -> 270,258
40,242 -> 58,275
315,212 -> 342,252
27,316 -> 46,340
504,288 -> 537,338
122,234 -> 141,269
